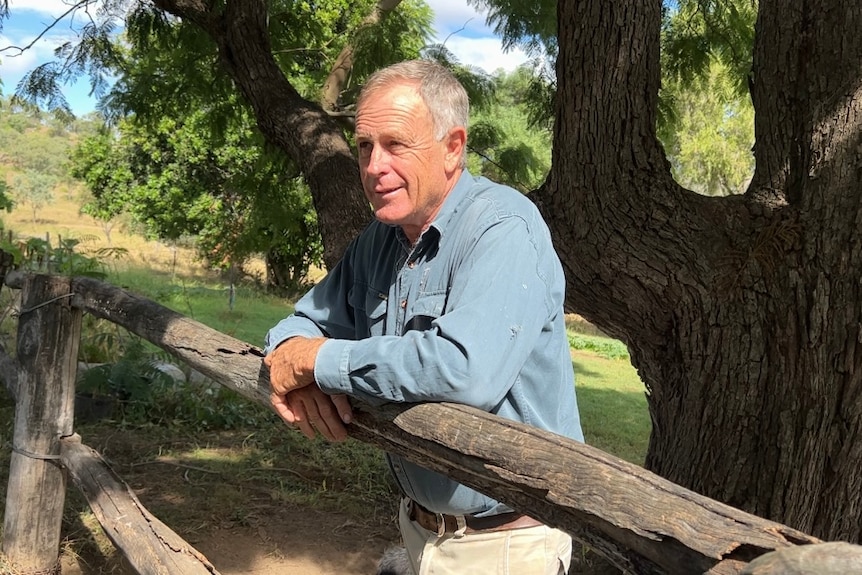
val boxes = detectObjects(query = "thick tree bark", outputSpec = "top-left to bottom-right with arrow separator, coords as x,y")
539,0 -> 862,543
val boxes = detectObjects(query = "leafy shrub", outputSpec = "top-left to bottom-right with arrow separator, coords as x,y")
567,333 -> 630,360
0,234 -> 128,278
77,331 -> 271,430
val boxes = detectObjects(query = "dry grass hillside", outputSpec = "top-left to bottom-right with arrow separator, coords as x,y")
1,183 -> 217,280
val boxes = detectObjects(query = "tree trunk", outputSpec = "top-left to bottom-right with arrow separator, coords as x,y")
540,0 -> 862,543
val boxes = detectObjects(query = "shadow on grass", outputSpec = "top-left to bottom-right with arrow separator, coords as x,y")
572,358 -> 651,466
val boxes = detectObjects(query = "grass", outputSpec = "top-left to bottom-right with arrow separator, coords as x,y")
107,265 -> 291,347
572,350 -> 649,464
0,191 -> 652,569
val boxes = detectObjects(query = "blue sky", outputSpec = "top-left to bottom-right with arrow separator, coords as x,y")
0,0 -> 528,116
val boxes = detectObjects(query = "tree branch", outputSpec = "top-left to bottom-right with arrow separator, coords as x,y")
320,0 -> 403,114
150,0 -> 370,268
0,0 -> 93,56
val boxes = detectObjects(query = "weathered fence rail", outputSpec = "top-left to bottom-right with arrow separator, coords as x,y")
2,271 -> 861,574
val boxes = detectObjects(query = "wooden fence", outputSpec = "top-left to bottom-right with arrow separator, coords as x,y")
1,271 -> 862,574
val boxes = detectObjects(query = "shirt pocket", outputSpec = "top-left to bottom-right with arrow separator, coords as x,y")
403,292 -> 446,334
349,284 -> 389,337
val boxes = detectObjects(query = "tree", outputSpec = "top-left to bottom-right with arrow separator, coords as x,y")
468,66 -> 553,193
3,0 -> 861,549
658,1 -> 756,196
662,59 -> 755,196
0,179 -> 12,215
69,0 -> 434,287
69,107 -> 325,288
541,0 -> 862,545
10,170 -> 55,224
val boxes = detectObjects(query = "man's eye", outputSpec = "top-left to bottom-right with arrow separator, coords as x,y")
357,142 -> 372,156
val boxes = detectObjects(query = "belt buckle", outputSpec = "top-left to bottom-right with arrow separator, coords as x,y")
434,511 -> 447,537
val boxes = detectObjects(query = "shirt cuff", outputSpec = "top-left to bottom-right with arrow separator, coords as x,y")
264,325 -> 324,355
313,338 -> 354,395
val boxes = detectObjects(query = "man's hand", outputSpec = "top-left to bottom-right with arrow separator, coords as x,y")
277,387 -> 353,442
264,337 -> 327,395
265,337 -> 352,441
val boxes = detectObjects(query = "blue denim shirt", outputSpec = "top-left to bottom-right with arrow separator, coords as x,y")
265,170 -> 583,517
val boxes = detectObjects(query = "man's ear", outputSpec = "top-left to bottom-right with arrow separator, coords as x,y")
443,126 -> 467,172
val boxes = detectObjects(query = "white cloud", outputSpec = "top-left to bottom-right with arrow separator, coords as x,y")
8,0 -> 87,19
1,0 -> 108,101
0,31 -> 58,77
423,0 -> 528,74
444,36 -> 528,74
424,1 -> 485,34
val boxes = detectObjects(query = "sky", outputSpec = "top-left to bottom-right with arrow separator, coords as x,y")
0,0 -> 529,116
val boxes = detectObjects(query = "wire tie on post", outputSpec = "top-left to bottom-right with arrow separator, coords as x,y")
17,292 -> 75,315
11,444 -> 62,460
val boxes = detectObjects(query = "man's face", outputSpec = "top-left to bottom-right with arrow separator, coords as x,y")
355,83 -> 463,242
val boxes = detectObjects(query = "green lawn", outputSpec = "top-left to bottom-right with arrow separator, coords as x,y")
572,350 -> 650,464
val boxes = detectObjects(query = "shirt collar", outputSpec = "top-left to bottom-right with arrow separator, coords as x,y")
395,169 -> 474,252
428,169 -> 473,239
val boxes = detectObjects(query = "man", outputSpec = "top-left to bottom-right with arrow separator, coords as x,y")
264,59 -> 583,575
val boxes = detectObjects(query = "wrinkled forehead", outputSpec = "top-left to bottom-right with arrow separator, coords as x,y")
357,79 -> 423,112
356,84 -> 430,132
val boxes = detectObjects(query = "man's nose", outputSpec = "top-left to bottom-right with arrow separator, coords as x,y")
365,146 -> 389,174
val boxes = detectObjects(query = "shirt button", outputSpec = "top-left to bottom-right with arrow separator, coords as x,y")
408,261 -> 416,268
400,299 -> 407,309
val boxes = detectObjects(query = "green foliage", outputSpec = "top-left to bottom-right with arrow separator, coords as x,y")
63,1 -> 434,290
5,1 -> 123,117
144,379 -> 273,430
469,0 -> 757,156
69,108 -> 324,289
73,312 -> 272,429
469,0 -> 556,58
466,67 -> 552,192
661,0 -> 756,100
0,233 -> 126,278
0,178 -> 12,214
0,96 -> 104,211
78,334 -> 269,429
78,336 -> 172,400
567,332 -> 630,361
109,0 -> 432,122
663,60 -> 755,195
659,3 -> 756,196
68,127 -> 134,223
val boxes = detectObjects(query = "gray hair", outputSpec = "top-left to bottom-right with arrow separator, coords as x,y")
357,59 -> 469,166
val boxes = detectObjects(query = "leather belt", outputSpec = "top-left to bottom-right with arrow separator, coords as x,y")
408,499 -> 542,536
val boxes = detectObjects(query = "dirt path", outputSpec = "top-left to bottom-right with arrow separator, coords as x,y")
60,502 -> 397,574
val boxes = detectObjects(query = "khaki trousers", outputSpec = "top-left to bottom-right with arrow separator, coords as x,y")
398,498 -> 572,575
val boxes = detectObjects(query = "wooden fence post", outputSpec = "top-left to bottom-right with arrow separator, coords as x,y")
2,274 -> 81,573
